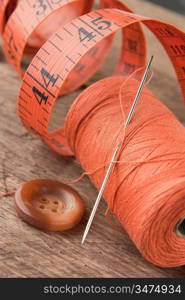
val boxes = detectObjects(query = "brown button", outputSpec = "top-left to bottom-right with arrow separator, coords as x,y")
14,179 -> 85,232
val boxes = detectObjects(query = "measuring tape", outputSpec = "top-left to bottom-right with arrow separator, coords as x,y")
12,7 -> 184,157
0,0 -> 147,154
0,0 -> 17,33
0,1 -> 185,155
0,0 -> 146,88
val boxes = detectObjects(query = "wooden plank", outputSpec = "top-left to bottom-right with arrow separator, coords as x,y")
0,0 -> 185,278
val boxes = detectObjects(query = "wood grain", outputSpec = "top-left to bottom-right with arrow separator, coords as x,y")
0,0 -> 185,278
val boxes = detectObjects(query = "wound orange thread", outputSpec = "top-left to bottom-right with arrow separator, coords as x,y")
65,76 -> 185,267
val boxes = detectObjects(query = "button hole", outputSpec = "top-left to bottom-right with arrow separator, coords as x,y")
41,198 -> 47,202
52,209 -> 57,213
39,205 -> 45,209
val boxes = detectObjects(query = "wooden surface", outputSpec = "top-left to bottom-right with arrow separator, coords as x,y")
0,0 -> 185,278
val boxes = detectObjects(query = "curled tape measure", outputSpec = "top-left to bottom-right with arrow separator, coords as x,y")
2,0 -> 97,62
0,0 -> 16,33
15,8 -> 185,157
0,0 -> 185,267
1,0 -> 146,90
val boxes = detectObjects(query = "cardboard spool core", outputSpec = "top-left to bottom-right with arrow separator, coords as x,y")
176,219 -> 185,238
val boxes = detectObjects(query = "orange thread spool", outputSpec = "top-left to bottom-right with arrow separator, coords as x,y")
65,76 -> 185,267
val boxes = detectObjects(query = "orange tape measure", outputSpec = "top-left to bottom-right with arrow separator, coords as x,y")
0,0 -> 184,161
0,0 -> 148,155
0,0 -> 17,33
13,7 -> 185,157
0,0 -> 146,86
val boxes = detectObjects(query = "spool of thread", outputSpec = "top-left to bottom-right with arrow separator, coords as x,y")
64,76 -> 185,267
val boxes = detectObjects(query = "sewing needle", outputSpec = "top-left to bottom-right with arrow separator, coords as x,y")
81,55 -> 154,244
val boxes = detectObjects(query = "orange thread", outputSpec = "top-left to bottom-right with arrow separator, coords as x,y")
0,191 -> 16,198
64,67 -> 153,186
65,76 -> 185,267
